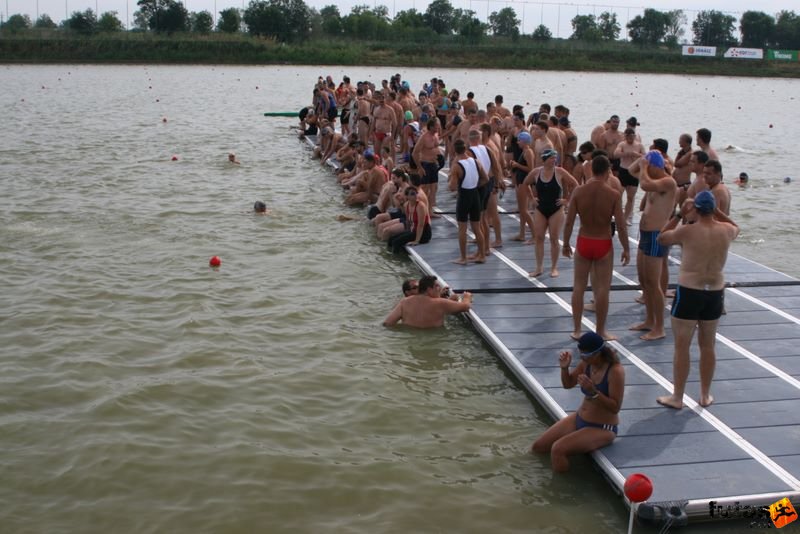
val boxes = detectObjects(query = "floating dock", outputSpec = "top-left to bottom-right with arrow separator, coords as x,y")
304,135 -> 800,526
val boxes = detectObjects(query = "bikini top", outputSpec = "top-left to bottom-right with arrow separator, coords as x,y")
580,364 -> 611,397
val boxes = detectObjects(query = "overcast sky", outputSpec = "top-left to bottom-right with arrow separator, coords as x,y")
6,0 -> 798,38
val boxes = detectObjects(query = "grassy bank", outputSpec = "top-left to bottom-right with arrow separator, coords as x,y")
2,33 -> 799,78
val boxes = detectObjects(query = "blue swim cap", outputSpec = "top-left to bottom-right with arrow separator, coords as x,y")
518,131 -> 532,144
645,150 -> 665,169
578,332 -> 605,355
541,148 -> 558,161
694,190 -> 716,214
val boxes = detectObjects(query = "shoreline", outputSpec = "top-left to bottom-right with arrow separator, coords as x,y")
2,36 -> 800,79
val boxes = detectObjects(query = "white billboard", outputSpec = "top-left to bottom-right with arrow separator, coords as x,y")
724,48 -> 765,59
682,46 -> 717,57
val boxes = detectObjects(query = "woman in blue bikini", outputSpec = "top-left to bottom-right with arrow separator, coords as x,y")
532,332 -> 625,472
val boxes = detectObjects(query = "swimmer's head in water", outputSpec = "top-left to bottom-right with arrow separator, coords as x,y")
541,149 -> 557,161
577,332 -> 605,356
517,131 -> 532,144
645,150 -> 665,169
738,172 -> 749,183
254,201 -> 267,213
228,153 -> 236,160
694,190 -> 716,214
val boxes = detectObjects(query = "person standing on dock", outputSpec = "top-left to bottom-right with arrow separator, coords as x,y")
563,155 -> 630,341
629,151 -> 677,341
531,332 -> 625,472
655,191 -> 739,409
449,140 -> 488,264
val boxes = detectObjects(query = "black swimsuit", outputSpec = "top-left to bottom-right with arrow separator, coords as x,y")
535,170 -> 562,218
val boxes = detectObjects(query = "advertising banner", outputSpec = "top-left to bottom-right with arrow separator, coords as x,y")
682,45 -> 716,57
723,47 -> 764,59
767,49 -> 799,61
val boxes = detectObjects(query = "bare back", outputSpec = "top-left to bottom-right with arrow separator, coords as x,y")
573,180 -> 621,238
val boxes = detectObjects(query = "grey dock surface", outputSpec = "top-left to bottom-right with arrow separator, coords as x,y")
304,135 -> 800,524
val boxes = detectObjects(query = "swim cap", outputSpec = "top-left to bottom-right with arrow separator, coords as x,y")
738,172 -> 749,182
402,80 -> 410,89
645,150 -> 665,169
254,201 -> 267,212
419,112 -> 429,124
518,131 -> 532,144
404,110 -> 413,121
363,148 -> 375,161
694,190 -> 716,214
578,332 -> 605,355
541,149 -> 557,161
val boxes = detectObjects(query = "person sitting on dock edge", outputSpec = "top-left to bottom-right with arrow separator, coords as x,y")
532,332 -> 625,472
383,275 -> 472,328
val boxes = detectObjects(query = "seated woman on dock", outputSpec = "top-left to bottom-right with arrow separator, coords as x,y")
531,332 -> 625,472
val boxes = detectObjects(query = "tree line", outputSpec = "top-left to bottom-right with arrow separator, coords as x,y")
2,0 -> 799,50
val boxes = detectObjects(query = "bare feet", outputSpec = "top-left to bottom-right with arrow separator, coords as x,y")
524,239 -> 535,245
657,395 -> 683,409
640,331 -> 666,341
598,331 -> 618,341
529,270 -> 544,278
451,258 -> 467,265
511,235 -> 524,242
472,256 -> 486,264
550,268 -> 559,278
570,332 -> 582,341
699,394 -> 714,407
491,241 -> 503,248
585,301 -> 596,312
629,322 -> 653,331
635,295 -> 645,304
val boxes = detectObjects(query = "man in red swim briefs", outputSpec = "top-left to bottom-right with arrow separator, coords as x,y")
563,155 -> 630,341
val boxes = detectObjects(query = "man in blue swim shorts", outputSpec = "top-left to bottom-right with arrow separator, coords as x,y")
629,151 -> 677,341
655,190 -> 739,409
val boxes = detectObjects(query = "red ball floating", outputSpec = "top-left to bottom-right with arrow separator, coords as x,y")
624,473 -> 653,503
209,256 -> 221,267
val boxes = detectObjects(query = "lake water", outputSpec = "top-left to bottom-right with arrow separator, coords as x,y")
1,65 -> 798,533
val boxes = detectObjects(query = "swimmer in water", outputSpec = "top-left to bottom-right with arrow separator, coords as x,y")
734,172 -> 749,187
229,153 -> 241,165
253,201 -> 270,215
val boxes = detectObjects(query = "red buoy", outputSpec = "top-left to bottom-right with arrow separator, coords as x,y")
624,473 -> 653,503
171,155 -> 178,161
209,256 -> 221,267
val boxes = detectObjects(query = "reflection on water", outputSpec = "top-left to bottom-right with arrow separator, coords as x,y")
1,65 -> 795,534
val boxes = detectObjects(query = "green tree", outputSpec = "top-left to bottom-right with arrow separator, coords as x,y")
692,10 -> 736,47
531,24 -> 552,41
627,8 -> 669,46
598,11 -> 620,41
34,14 -> 58,29
244,0 -> 312,42
319,5 -> 342,35
424,0 -> 455,35
136,0 -> 189,33
217,7 -> 241,33
739,11 -> 774,48
65,9 -> 97,35
393,9 -> 426,29
97,11 -> 125,32
342,5 -> 390,40
489,7 -> 520,38
570,14 -> 600,41
773,10 -> 800,49
457,13 -> 486,43
2,13 -> 32,32
663,10 -> 687,48
191,10 -> 213,34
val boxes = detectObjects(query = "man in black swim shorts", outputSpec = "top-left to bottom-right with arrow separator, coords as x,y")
654,191 -> 739,410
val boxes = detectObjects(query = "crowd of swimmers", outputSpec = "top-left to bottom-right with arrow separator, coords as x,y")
302,72 -> 742,472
